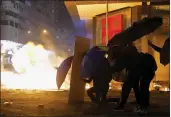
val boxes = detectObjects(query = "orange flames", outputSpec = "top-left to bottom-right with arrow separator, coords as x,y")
1,41 -> 90,91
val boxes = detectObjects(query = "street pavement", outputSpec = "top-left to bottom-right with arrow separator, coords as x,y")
0,89 -> 170,117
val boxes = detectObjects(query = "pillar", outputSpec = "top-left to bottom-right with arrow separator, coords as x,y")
68,36 -> 90,104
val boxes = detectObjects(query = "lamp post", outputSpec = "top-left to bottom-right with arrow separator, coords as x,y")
105,0 -> 108,45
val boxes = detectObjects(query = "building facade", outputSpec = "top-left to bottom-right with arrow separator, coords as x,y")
65,1 -> 169,90
1,0 -> 76,69
1,0 -> 75,54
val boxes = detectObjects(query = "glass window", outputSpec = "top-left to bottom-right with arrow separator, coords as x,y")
13,12 -> 19,18
0,20 -> 9,25
15,23 -> 19,28
18,24 -> 22,29
14,3 -> 16,8
5,11 -> 13,16
14,3 -> 19,9
10,21 -> 14,27
18,5 -> 21,11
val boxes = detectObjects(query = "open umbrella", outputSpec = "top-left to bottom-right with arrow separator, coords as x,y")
108,16 -> 163,47
56,56 -> 73,89
80,46 -> 108,80
148,37 -> 170,66
160,37 -> 170,65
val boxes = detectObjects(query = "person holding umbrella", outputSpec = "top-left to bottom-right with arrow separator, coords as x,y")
108,44 -> 142,111
108,44 -> 157,114
137,52 -> 157,113
81,46 -> 113,105
106,16 -> 162,113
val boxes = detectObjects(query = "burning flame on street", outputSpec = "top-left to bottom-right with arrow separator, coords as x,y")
1,41 -> 90,91
1,41 -> 70,90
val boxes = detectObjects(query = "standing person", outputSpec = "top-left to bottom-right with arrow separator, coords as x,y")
108,44 -> 142,111
111,50 -> 157,113
134,53 -> 157,113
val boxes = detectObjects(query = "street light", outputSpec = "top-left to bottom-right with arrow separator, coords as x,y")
43,29 -> 47,34
28,30 -> 31,34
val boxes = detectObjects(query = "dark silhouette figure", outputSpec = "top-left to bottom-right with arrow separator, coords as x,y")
109,44 -> 141,110
81,46 -> 113,105
138,53 -> 157,111
85,56 -> 112,105
108,44 -> 157,113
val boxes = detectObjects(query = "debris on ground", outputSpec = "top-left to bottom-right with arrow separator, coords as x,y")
4,101 -> 13,107
38,104 -> 44,108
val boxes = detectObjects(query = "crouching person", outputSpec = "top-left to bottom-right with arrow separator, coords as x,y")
83,58 -> 112,105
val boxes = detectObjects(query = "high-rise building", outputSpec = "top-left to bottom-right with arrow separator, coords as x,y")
1,0 -> 75,57
1,0 -> 77,71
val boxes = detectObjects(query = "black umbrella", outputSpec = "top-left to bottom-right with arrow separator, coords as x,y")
160,37 -> 170,65
80,46 -> 108,80
148,37 -> 170,66
56,56 -> 73,89
108,17 -> 163,47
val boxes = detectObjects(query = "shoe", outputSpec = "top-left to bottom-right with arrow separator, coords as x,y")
139,108 -> 147,114
100,99 -> 108,105
112,106 -> 124,111
133,105 -> 140,113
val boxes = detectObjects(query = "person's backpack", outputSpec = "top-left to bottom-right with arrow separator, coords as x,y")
141,53 -> 158,72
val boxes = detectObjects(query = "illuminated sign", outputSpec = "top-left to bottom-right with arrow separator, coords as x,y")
101,14 -> 123,45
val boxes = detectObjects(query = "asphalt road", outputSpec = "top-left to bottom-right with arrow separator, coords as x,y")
0,89 -> 170,117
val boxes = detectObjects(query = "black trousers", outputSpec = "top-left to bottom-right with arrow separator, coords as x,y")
119,71 -> 141,107
140,71 -> 155,108
87,80 -> 109,103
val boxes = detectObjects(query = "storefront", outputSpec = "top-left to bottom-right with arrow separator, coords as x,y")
65,1 -> 169,90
